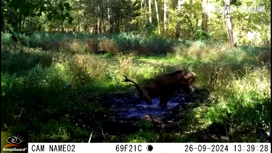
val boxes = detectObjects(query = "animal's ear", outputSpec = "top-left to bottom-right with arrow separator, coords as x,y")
190,72 -> 197,83
180,71 -> 197,84
181,70 -> 188,76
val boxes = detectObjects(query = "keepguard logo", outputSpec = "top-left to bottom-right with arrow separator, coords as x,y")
1,132 -> 28,153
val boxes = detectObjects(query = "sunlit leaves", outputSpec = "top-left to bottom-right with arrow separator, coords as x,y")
64,3 -> 72,11
2,0 -> 73,34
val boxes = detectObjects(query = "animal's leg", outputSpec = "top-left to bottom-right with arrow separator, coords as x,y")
159,96 -> 168,108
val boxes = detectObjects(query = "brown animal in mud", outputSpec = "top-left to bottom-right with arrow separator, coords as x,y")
123,70 -> 197,108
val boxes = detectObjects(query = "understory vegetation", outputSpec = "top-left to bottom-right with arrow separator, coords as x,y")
1,32 -> 270,142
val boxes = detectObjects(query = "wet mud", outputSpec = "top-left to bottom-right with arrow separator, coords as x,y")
99,88 -> 209,136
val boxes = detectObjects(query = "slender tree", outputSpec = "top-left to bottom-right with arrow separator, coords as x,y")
107,0 -> 113,33
175,0 -> 184,38
154,0 -> 160,33
141,0 -> 146,24
224,0 -> 234,46
163,0 -> 167,32
148,0 -> 152,23
202,0 -> 208,32
127,0 -> 133,31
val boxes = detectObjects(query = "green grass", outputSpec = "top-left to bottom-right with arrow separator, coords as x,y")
1,32 -> 271,142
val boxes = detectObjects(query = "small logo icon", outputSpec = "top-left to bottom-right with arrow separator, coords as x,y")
1,132 -> 28,153
146,145 -> 153,152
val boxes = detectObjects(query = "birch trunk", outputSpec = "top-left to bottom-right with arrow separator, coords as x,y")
148,0 -> 152,23
175,0 -> 184,38
202,0 -> 208,32
225,0 -> 234,46
163,0 -> 167,32
154,0 -> 160,33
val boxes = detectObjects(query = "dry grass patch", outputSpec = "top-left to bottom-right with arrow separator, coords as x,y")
98,38 -> 119,56
86,39 -> 98,53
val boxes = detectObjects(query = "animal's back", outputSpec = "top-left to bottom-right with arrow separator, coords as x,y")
142,72 -> 183,96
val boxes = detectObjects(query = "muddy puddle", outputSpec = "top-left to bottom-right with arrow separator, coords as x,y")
102,93 -> 192,119
96,89 -> 270,142
98,90 -> 207,135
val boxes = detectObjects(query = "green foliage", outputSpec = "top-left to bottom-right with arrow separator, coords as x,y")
193,30 -> 210,40
165,1 -> 203,39
47,2 -> 73,24
1,0 -> 270,47
1,32 -> 270,142
1,44 -> 112,142
173,42 -> 270,141
208,0 -> 271,46
7,32 -> 176,55
1,33 -> 13,45
142,23 -> 157,36
1,0 -> 73,34
126,130 -> 157,142
204,67 -> 271,141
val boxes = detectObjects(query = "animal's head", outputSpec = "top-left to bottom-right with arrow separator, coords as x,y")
178,70 -> 197,94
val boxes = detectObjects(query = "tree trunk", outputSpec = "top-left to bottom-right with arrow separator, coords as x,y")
18,14 -> 23,33
175,0 -> 184,38
97,5 -> 101,33
224,0 -> 234,47
163,0 -> 167,32
202,0 -> 208,32
141,0 -> 146,24
107,0 -> 113,33
116,17 -> 120,33
154,0 -> 160,33
101,20 -> 104,33
148,0 -> 152,23
100,8 -> 104,33
128,1 -> 133,31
